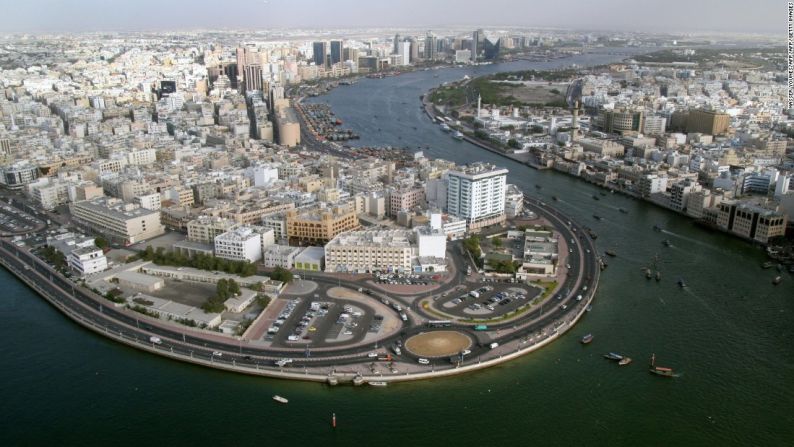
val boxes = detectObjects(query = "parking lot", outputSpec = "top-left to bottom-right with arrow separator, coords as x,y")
434,284 -> 542,319
0,202 -> 45,235
265,294 -> 381,348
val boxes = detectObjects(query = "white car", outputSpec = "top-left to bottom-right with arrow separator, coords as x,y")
367,352 -> 379,358
417,358 -> 430,365
461,349 -> 471,356
212,351 -> 222,357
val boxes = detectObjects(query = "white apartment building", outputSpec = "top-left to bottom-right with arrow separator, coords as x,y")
446,163 -> 508,230
134,193 -> 161,211
31,182 -> 70,210
187,216 -> 238,243
126,148 -> 157,166
262,244 -> 301,269
68,246 -> 108,276
214,226 -> 263,262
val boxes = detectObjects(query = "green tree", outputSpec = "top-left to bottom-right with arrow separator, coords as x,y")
492,237 -> 503,248
94,237 -> 109,250
270,266 -> 294,283
507,139 -> 520,149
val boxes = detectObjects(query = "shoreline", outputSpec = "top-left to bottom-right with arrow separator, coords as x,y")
0,193 -> 600,384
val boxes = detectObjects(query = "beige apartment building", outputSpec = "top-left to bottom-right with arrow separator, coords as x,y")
286,204 -> 360,245
69,197 -> 165,245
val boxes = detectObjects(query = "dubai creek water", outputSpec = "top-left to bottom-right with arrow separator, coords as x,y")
2,48 -> 793,446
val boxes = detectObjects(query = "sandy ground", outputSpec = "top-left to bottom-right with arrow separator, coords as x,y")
405,331 -> 472,358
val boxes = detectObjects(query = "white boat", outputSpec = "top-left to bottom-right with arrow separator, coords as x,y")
440,123 -> 451,132
368,381 -> 388,387
273,395 -> 288,404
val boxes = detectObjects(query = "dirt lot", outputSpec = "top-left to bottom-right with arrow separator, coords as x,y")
405,331 -> 472,358
147,279 -> 216,307
491,80 -> 568,105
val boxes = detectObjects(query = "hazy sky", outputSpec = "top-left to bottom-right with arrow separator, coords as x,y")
0,0 -> 784,34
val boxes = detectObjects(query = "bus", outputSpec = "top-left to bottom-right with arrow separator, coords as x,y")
474,325 -> 489,331
427,320 -> 452,328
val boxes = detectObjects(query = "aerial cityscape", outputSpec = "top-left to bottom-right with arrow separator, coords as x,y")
1,1 -> 791,446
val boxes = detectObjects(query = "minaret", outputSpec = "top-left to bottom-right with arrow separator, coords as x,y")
571,100 -> 579,142
477,94 -> 482,118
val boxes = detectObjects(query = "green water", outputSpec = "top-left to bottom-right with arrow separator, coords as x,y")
3,49 -> 793,445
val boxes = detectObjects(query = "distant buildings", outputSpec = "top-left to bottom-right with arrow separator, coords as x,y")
686,109 -> 730,136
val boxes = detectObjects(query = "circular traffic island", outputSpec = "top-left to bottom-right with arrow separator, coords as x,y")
405,331 -> 472,358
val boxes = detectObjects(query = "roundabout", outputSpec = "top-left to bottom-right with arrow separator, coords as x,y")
405,330 -> 472,358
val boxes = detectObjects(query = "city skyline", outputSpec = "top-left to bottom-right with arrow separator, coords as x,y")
0,0 -> 783,35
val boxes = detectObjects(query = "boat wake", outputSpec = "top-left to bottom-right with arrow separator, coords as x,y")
660,229 -> 726,253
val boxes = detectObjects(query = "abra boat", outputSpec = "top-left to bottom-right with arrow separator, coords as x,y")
592,195 -> 600,200
662,239 -> 672,247
649,353 -> 674,377
593,214 -> 603,220
677,277 -> 686,288
619,208 -> 628,214
761,261 -> 773,269
368,381 -> 388,387
773,276 -> 782,285
605,250 -> 617,257
581,334 -> 594,344
604,352 -> 623,361
551,195 -> 559,201
618,357 -> 632,366
273,395 -> 289,404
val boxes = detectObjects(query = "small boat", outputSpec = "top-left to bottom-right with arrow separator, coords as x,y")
761,261 -> 773,269
619,208 -> 628,214
644,268 -> 652,279
604,352 -> 623,361
551,195 -> 558,201
662,239 -> 672,247
581,334 -> 593,344
655,271 -> 662,282
678,277 -> 687,288
773,276 -> 782,285
585,305 -> 592,312
588,229 -> 598,239
593,214 -> 603,221
618,357 -> 632,366
368,381 -> 388,387
592,195 -> 600,200
649,353 -> 674,377
535,184 -> 542,189
273,395 -> 288,404
653,224 -> 662,232
605,250 -> 617,257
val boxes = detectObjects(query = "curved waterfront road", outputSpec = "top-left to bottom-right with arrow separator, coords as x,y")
0,185 -> 599,383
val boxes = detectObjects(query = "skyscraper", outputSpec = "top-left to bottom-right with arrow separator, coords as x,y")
393,33 -> 401,54
330,40 -> 343,66
424,32 -> 437,60
312,41 -> 328,67
446,163 -> 508,230
243,64 -> 263,92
